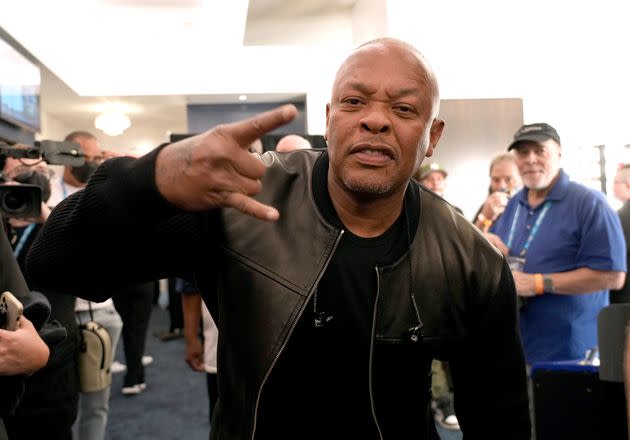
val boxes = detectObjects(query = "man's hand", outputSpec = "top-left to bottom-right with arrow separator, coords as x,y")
185,337 -> 205,372
0,316 -> 50,375
481,191 -> 509,220
155,104 -> 298,221
512,271 -> 536,297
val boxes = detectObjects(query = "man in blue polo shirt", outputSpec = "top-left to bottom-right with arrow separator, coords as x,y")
487,122 -> 626,364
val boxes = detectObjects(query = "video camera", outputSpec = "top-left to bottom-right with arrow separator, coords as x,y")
0,140 -> 85,218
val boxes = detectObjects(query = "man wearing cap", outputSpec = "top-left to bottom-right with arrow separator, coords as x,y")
487,123 -> 626,366
416,163 -> 448,196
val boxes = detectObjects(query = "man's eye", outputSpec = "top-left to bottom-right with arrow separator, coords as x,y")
394,105 -> 416,115
343,98 -> 362,105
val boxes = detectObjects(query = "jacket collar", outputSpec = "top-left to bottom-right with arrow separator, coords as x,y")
311,151 -> 420,241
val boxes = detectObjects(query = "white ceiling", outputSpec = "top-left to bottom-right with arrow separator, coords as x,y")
1,0 -> 629,153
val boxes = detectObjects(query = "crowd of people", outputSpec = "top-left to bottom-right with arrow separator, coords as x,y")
1,37 -> 629,440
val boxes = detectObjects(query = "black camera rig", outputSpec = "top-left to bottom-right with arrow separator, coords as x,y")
0,140 -> 86,218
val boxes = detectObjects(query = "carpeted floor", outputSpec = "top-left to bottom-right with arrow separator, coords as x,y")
105,306 -> 209,440
104,306 -> 462,440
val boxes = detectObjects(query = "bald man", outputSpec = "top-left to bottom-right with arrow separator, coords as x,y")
275,134 -> 312,153
28,38 -> 529,440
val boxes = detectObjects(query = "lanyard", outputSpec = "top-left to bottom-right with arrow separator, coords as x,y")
13,223 -> 36,258
506,201 -> 551,257
61,180 -> 67,199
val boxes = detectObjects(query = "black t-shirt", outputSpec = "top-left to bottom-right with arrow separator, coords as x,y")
255,154 -> 414,439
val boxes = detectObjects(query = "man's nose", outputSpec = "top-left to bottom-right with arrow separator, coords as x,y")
360,108 -> 390,134
521,150 -> 538,163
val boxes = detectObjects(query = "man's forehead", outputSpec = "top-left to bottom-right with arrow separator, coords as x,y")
513,139 -> 558,152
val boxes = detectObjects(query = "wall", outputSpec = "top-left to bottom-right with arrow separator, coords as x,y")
0,119 -> 34,144
428,98 -> 524,219
187,100 -> 307,136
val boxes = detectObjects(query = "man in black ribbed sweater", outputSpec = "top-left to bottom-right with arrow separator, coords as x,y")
26,38 -> 530,440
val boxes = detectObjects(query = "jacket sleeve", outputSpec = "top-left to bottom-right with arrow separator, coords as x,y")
449,259 -> 531,439
25,146 -> 218,302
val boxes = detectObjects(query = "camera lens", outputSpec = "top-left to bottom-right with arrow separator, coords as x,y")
0,191 -> 27,214
0,185 -> 41,218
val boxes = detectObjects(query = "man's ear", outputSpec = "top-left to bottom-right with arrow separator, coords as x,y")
324,103 -> 331,141
425,118 -> 445,158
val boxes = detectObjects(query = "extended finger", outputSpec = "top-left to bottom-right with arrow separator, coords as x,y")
223,192 -> 279,222
223,104 -> 298,149
230,146 -> 267,181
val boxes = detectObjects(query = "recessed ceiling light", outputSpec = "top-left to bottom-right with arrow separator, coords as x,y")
238,95 -> 247,101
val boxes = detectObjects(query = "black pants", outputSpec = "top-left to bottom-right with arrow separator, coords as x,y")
207,373 -> 218,425
113,283 -> 154,387
4,331 -> 79,440
168,278 -> 184,332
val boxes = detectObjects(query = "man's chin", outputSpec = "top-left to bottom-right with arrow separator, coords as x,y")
343,178 -> 393,196
525,179 -> 550,191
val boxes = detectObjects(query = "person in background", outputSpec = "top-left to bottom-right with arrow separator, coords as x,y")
486,122 -> 626,436
46,131 -> 124,439
415,162 -> 462,216
611,163 -> 630,304
474,153 -> 522,232
416,162 -> 447,196
0,217 -> 56,440
153,278 -> 184,342
275,134 -> 312,153
112,282 -> 154,395
1,146 -> 77,440
415,161 -> 461,430
26,38 -> 530,439
181,277 -> 218,426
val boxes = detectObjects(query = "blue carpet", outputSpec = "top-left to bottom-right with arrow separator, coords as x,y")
104,306 -> 463,440
105,306 -> 209,440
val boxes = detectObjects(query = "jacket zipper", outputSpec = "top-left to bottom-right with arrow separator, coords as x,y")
249,229 -> 345,440
369,267 -> 385,440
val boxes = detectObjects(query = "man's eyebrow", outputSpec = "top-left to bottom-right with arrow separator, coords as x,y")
343,81 -> 374,95
342,82 -> 420,100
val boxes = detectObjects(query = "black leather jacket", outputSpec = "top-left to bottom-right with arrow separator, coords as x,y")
26,149 -> 530,440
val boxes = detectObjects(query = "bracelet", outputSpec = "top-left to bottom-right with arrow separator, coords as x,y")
534,273 -> 544,295
477,213 -> 493,229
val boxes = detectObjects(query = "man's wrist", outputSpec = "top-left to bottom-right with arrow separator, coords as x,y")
477,213 -> 493,230
543,274 -> 554,293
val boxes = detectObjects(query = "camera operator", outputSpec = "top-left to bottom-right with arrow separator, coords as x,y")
0,221 -> 53,440
0,146 -> 75,440
0,146 -> 66,439
0,145 -> 53,248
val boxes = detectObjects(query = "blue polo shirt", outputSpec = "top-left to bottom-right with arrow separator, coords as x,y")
491,169 -> 626,363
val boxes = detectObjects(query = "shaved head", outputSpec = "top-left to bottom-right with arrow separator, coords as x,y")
276,135 -> 312,153
333,38 -> 441,118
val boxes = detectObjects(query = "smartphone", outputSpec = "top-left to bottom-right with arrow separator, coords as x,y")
0,291 -> 23,331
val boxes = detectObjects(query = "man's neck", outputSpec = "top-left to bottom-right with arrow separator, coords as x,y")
327,179 -> 406,238
527,171 -> 560,207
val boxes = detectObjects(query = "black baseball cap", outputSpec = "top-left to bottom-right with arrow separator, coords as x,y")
507,123 -> 561,151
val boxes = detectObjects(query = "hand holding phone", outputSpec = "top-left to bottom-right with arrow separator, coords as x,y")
0,291 -> 24,331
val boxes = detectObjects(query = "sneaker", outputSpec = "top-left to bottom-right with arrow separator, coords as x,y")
142,355 -> 154,366
153,328 -> 183,342
122,383 -> 147,396
111,360 -> 127,374
433,396 -> 460,430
